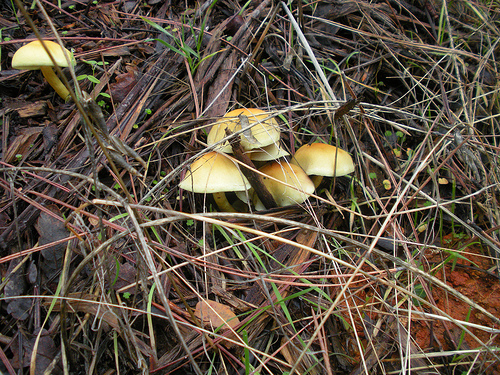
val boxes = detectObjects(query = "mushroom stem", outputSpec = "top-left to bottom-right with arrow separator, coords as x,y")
311,175 -> 323,188
40,66 -> 70,101
213,192 -> 236,212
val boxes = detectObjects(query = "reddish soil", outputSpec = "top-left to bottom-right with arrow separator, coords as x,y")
346,233 -> 500,373
414,233 -> 500,373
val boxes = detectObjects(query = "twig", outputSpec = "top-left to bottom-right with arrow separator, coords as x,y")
224,128 -> 277,209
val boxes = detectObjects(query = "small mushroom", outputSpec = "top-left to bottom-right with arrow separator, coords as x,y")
12,40 -> 75,101
246,162 -> 315,210
290,143 -> 355,187
207,108 -> 282,154
179,151 -> 251,212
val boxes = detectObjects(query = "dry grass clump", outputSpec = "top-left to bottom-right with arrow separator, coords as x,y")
0,0 -> 499,374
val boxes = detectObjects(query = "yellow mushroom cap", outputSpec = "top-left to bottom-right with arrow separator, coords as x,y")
247,142 -> 289,161
290,143 -> 355,177
179,151 -> 251,193
254,162 -> 315,209
207,108 -> 281,153
12,40 -> 75,70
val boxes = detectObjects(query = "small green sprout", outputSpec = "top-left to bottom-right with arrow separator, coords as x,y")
77,74 -> 100,84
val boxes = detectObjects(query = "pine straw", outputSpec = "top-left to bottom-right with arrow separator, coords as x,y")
1,0 -> 499,374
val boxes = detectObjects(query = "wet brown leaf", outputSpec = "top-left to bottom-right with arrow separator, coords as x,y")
4,258 -> 30,320
6,299 -> 32,321
195,299 -> 240,331
111,261 -> 138,294
35,206 -> 69,281
10,329 -> 60,374
195,299 -> 240,348
108,70 -> 138,102
42,122 -> 58,157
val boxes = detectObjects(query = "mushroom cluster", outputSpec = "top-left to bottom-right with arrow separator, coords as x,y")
179,108 -> 355,211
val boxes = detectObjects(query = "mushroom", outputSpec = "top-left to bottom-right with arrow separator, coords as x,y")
12,40 -> 75,101
290,143 -> 355,187
246,142 -> 289,161
179,151 -> 251,212
207,108 -> 282,154
247,162 -> 315,210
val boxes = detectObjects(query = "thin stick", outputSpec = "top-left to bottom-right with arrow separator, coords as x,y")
225,128 -> 277,209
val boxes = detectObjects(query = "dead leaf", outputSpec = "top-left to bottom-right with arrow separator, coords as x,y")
27,260 -> 38,284
238,114 -> 259,144
108,70 -> 138,102
42,122 -> 58,157
195,300 -> 240,330
10,329 -> 60,374
111,261 -> 138,294
7,299 -> 32,320
4,258 -> 30,320
4,258 -> 26,297
195,299 -> 240,348
35,206 -> 69,281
